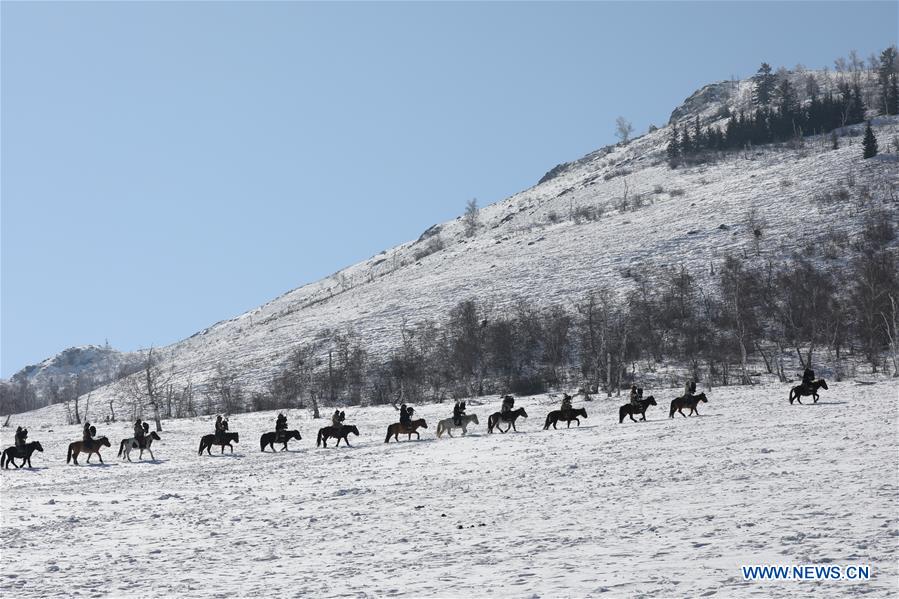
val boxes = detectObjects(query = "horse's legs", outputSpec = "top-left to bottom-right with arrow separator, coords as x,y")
281,443 -> 288,452
229,443 -> 234,453
86,452 -> 92,464
98,452 -> 104,464
447,429 -> 454,438
813,392 -> 819,403
679,408 -> 686,418
344,437 -> 352,447
629,413 -> 638,422
415,431 -> 420,440
148,448 -> 155,461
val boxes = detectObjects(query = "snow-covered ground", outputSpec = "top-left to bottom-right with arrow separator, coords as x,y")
2,380 -> 896,597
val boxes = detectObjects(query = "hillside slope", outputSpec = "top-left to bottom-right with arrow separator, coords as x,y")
12,71 -> 899,421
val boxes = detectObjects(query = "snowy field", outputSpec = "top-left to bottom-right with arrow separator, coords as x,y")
2,380 -> 897,598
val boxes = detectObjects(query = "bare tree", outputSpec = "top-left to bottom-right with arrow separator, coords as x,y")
119,348 -> 172,431
615,116 -> 634,145
463,198 -> 479,237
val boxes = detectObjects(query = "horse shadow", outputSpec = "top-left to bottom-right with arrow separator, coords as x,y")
1,466 -> 50,472
82,462 -> 116,468
803,401 -> 848,406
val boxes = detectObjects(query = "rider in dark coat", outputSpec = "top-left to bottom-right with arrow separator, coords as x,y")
276,413 -> 287,431
332,409 -> 342,428
560,394 -> 573,414
802,367 -> 815,391
83,422 -> 94,449
134,419 -> 145,448
214,415 -> 226,441
501,395 -> 514,416
683,380 -> 697,400
14,426 -> 27,449
453,401 -> 463,426
399,404 -> 413,426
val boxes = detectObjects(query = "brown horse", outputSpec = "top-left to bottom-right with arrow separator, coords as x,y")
788,379 -> 828,404
384,419 -> 428,443
317,425 -> 360,447
1,441 -> 44,469
668,392 -> 708,418
543,407 -> 588,430
67,437 -> 111,465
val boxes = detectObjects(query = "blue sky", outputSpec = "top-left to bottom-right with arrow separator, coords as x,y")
2,1 -> 897,376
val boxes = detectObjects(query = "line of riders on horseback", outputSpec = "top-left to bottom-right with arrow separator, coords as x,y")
1,367 -> 828,467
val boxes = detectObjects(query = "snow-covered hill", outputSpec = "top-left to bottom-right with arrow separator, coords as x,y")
3,345 -> 144,401
11,70 -> 899,422
1,381 -> 896,597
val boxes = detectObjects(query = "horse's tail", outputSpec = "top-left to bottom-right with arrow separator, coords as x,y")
67,443 -> 74,464
260,434 -> 267,452
198,438 -> 205,456
436,421 -> 443,438
118,439 -> 126,457
0,449 -> 6,468
669,400 -> 677,418
788,387 -> 795,404
619,405 -> 626,424
316,429 -> 323,447
543,413 -> 552,430
384,425 -> 393,443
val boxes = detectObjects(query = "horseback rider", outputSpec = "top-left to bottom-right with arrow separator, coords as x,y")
560,393 -> 573,414
214,415 -> 227,441
501,395 -> 514,417
276,413 -> 287,432
332,409 -> 342,428
83,421 -> 94,449
14,426 -> 28,449
683,379 -> 697,400
453,401 -> 466,426
801,367 -> 815,392
629,385 -> 641,408
134,419 -> 146,449
399,404 -> 414,427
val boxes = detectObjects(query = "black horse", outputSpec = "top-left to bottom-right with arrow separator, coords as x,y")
789,379 -> 828,404
316,425 -> 360,448
669,392 -> 708,418
198,431 -> 240,455
487,407 -> 528,433
544,407 -> 588,430
259,429 -> 301,452
1,441 -> 44,469
619,396 -> 657,423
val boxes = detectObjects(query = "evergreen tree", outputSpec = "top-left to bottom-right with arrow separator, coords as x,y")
666,126 -> 680,163
753,63 -> 776,107
693,116 -> 702,150
847,84 -> 866,124
862,121 -> 878,158
680,127 -> 692,154
878,45 -> 898,115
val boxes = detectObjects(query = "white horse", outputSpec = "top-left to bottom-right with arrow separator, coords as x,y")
436,413 -> 479,438
118,431 -> 161,462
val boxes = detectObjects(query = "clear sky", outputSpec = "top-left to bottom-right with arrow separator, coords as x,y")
2,1 -> 896,377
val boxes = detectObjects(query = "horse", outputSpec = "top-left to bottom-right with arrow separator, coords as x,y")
259,429 -> 302,452
668,392 -> 708,418
316,425 -> 360,448
619,396 -> 657,423
1,441 -> 44,469
198,432 -> 240,455
487,407 -> 528,433
789,379 -> 829,404
543,407 -> 588,430
384,418 -> 428,443
118,431 -> 161,462
436,413 -> 479,438
67,437 -> 111,465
